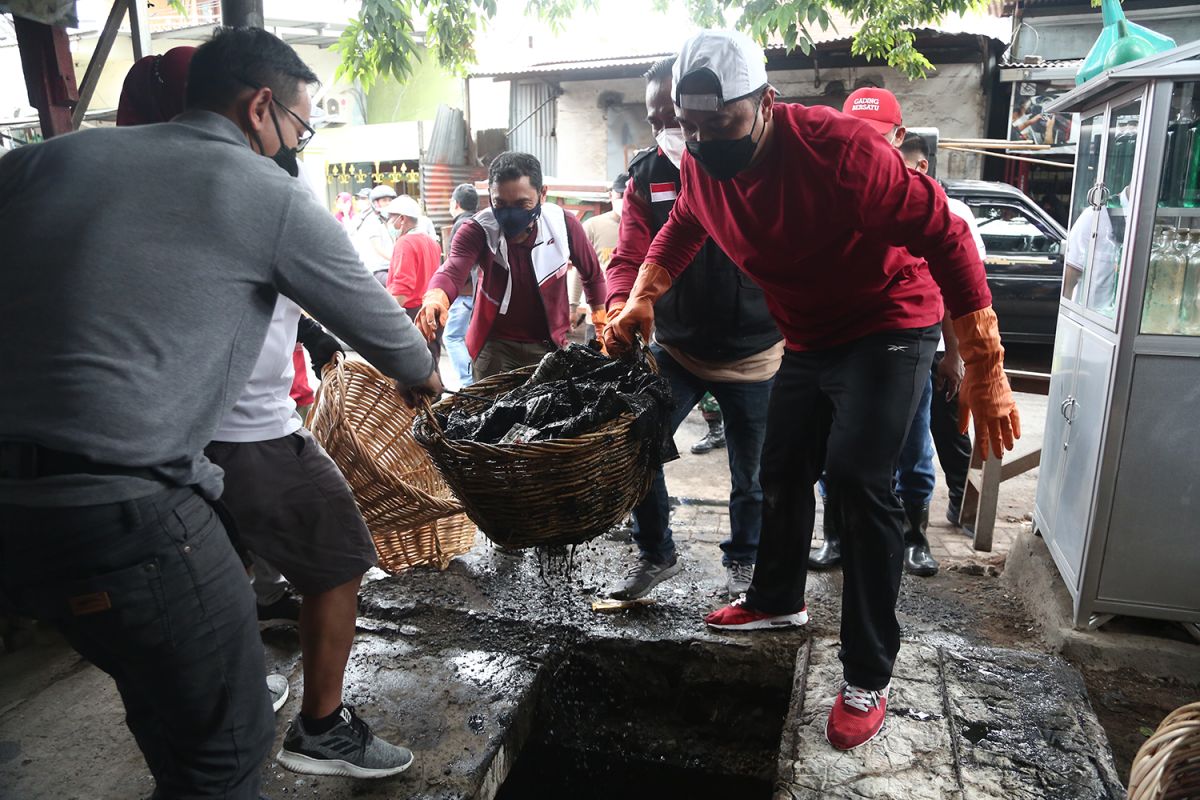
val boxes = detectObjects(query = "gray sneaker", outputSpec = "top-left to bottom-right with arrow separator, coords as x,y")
606,555 -> 682,601
725,562 -> 754,597
276,705 -> 414,779
267,674 -> 289,713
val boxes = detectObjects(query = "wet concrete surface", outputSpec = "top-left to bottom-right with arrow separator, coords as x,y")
0,391 -> 1139,799
0,520 -> 1121,800
779,639 -> 1123,800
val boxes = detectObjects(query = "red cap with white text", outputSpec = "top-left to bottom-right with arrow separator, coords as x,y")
842,88 -> 903,136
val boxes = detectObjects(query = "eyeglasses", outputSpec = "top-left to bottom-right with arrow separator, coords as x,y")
236,76 -> 316,153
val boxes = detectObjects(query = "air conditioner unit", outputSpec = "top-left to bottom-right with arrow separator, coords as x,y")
311,90 -> 364,128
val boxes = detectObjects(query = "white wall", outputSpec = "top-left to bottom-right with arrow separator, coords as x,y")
541,62 -> 990,184
467,77 -> 511,131
769,62 -> 989,180
554,76 -> 651,182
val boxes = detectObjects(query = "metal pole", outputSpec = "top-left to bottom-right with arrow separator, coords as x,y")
221,0 -> 265,28
72,0 -> 131,130
129,0 -> 150,59
13,17 -> 78,139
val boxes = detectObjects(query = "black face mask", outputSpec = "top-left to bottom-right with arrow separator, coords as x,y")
271,144 -> 300,179
686,105 -> 764,181
267,106 -> 300,178
250,105 -> 300,178
494,204 -> 541,238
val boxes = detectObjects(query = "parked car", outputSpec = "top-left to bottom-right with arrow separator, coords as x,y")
943,179 -> 1068,345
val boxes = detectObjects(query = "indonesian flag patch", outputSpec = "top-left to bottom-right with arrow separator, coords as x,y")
649,182 -> 677,203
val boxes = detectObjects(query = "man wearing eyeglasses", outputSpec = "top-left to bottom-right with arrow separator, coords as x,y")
0,27 -> 439,797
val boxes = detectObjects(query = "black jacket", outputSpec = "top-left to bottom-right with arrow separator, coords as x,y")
627,147 -> 781,361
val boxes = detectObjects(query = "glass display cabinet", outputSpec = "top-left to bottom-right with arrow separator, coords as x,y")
1035,41 -> 1200,635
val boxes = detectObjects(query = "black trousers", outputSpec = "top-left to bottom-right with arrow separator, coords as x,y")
0,488 -> 274,798
929,352 -> 973,514
746,325 -> 938,690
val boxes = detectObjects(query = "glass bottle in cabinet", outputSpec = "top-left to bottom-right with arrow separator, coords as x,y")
1142,227 -> 1187,334
1174,82 -> 1200,208
1183,128 -> 1200,208
1182,230 -> 1200,334
1161,108 -> 1195,207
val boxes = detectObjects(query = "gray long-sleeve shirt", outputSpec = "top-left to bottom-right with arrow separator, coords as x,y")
0,111 -> 434,506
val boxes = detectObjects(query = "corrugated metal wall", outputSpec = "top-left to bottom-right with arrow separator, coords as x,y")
419,162 -> 488,253
508,81 -> 557,175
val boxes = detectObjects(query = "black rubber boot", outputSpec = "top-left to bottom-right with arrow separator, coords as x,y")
690,419 -> 726,454
808,500 -> 842,570
903,503 -> 939,577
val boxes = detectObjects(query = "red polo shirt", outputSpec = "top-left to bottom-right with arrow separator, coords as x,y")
387,231 -> 442,309
644,103 -> 991,350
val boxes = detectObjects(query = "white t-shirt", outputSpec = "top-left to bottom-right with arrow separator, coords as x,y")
948,197 -> 987,262
352,211 -> 391,272
940,197 -> 988,352
212,294 -> 303,442
1065,205 -> 1119,311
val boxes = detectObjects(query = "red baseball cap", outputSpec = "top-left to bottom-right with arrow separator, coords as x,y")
842,88 -> 903,136
116,46 -> 196,127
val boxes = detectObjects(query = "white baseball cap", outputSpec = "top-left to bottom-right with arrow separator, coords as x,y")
368,184 -> 397,203
673,30 -> 768,111
384,194 -> 422,219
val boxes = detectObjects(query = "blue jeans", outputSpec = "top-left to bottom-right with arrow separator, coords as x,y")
632,344 -> 772,566
894,372 -> 935,506
817,372 -> 936,507
445,295 -> 474,387
0,488 -> 274,798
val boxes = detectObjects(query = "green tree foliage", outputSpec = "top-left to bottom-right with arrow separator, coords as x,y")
334,0 -> 986,88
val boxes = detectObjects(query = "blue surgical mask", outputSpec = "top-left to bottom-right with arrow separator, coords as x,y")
494,204 -> 541,238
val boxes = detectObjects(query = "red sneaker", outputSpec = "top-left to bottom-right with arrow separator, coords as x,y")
703,597 -> 809,630
825,683 -> 890,750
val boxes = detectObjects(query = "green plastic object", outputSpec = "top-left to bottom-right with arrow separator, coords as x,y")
1103,20 -> 1156,70
1076,0 -> 1176,85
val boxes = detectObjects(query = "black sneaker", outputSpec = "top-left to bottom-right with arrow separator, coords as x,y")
276,706 -> 414,779
257,591 -> 301,629
945,506 -> 975,538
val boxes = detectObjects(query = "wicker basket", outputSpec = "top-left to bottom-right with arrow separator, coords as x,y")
413,364 -> 659,550
309,355 -> 474,572
1129,701 -> 1200,800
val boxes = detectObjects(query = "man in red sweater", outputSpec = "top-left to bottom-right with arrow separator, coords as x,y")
417,152 -> 608,380
604,30 -> 1020,751
387,194 -> 444,360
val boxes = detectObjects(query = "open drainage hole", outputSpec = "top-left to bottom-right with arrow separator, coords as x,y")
496,639 -> 794,799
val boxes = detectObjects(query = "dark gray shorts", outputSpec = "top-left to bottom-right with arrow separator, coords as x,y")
205,429 -> 376,595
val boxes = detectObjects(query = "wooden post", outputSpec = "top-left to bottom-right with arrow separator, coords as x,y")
13,16 -> 78,139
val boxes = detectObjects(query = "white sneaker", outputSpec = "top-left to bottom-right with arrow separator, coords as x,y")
267,674 -> 289,713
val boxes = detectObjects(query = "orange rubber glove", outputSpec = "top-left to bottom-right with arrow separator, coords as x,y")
415,288 -> 450,343
601,264 -> 671,358
953,306 -> 1021,459
590,308 -> 608,344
